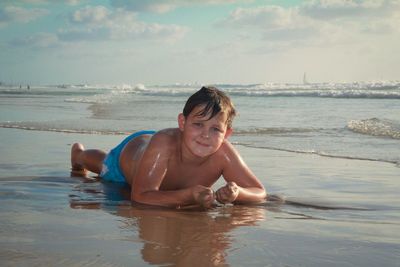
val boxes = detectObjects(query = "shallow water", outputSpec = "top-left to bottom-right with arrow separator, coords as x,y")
0,165 -> 399,267
1,83 -> 400,266
1,83 -> 400,164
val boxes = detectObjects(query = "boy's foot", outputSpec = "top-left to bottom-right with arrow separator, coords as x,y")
71,143 -> 87,175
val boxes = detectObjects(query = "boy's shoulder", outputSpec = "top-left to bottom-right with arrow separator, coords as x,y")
153,128 -> 179,140
148,128 -> 180,150
211,139 -> 239,165
216,139 -> 237,156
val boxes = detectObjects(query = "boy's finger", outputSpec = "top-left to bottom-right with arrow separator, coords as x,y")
221,187 -> 230,197
216,190 -> 224,201
227,186 -> 235,193
216,190 -> 227,203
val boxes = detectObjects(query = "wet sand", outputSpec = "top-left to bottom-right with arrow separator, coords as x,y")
1,128 -> 399,266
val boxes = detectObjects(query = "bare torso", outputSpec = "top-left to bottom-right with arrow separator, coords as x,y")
119,129 -> 225,189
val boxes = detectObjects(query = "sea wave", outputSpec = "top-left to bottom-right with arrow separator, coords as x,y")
227,89 -> 400,99
130,81 -> 400,99
233,142 -> 399,165
0,122 -> 321,136
2,121 -> 398,165
64,95 -> 111,104
347,118 -> 400,139
2,81 -> 400,99
0,122 -> 129,135
234,127 -> 320,135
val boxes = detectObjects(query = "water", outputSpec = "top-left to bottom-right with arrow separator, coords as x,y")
0,82 -> 400,266
1,82 -> 399,164
0,172 -> 399,266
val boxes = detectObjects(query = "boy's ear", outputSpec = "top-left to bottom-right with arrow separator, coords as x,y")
178,113 -> 185,131
224,127 -> 233,139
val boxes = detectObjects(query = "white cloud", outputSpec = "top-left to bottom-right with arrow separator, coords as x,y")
218,5 -> 323,45
10,32 -> 59,48
262,26 -> 319,42
110,0 -> 238,13
298,0 -> 400,38
300,0 -> 400,20
70,5 -> 109,24
58,27 -> 109,42
111,0 -> 178,13
0,5 -> 48,25
219,5 -> 294,29
361,20 -> 397,34
62,6 -> 188,43
8,5 -> 188,48
219,0 -> 400,48
66,0 -> 82,5
4,0 -> 82,5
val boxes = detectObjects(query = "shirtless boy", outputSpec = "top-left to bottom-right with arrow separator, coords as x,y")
71,86 -> 266,209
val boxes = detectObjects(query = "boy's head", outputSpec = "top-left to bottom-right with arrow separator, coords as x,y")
183,86 -> 236,129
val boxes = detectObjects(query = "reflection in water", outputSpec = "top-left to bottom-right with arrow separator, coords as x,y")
69,177 -> 266,266
118,205 -> 265,266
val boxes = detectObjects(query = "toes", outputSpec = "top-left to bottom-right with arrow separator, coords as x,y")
71,143 -> 85,171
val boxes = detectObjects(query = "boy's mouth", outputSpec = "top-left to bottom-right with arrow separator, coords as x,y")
196,140 -> 210,147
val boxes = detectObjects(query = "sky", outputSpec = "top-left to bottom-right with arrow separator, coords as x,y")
0,0 -> 399,85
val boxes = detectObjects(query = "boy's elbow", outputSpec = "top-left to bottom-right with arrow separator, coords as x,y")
131,189 -> 157,206
261,189 -> 267,200
255,186 -> 267,201
131,189 -> 144,203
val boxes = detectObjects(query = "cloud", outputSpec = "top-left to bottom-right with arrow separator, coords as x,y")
219,0 -> 400,48
219,5 -> 294,29
110,0 -> 237,13
218,5 -> 320,43
9,5 -> 189,48
298,0 -> 400,37
63,6 -> 188,43
2,0 -> 81,5
66,0 -> 81,5
111,0 -> 178,13
10,32 -> 59,48
69,5 -> 109,24
299,0 -> 400,20
0,5 -> 48,25
262,26 -> 319,42
58,28 -> 109,42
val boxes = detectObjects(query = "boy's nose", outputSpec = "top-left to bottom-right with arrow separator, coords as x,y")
201,129 -> 209,138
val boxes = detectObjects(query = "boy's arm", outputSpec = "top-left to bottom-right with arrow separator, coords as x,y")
130,133 -> 214,208
218,141 -> 267,204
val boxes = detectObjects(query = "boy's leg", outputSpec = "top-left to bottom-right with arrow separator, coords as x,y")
71,143 -> 106,174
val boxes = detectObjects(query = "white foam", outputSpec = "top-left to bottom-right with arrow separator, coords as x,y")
3,81 -> 399,99
347,118 -> 400,139
234,127 -> 318,135
0,122 -> 128,135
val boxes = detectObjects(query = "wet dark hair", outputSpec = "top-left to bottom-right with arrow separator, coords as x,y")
183,86 -> 236,128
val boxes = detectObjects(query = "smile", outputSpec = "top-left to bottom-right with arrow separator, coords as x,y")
196,141 -> 210,147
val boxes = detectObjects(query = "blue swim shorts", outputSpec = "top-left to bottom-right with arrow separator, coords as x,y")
100,130 -> 156,183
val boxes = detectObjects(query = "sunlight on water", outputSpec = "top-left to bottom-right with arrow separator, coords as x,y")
0,174 -> 399,266
1,83 -> 400,266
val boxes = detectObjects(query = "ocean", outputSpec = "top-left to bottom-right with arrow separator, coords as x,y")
1,81 -> 399,163
0,81 -> 399,266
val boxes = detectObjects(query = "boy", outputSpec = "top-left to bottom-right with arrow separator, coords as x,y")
71,86 -> 266,209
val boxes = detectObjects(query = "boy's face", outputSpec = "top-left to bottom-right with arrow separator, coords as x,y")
178,105 -> 232,158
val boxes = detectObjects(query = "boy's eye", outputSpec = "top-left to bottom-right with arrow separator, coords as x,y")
213,127 -> 222,132
193,122 -> 202,127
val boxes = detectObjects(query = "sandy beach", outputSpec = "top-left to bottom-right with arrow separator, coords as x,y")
1,127 -> 399,266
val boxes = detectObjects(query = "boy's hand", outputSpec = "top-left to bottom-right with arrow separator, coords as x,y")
216,182 -> 239,204
192,185 -> 215,208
